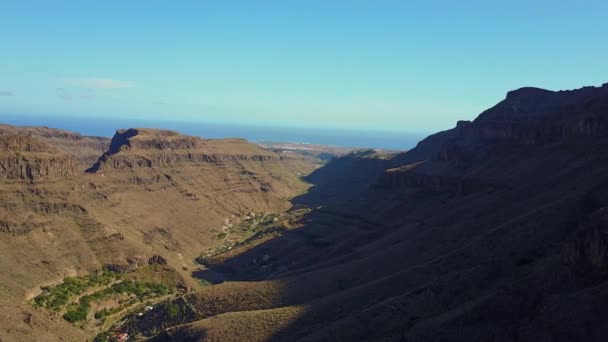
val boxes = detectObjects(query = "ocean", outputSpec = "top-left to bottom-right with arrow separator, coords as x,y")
0,114 -> 428,150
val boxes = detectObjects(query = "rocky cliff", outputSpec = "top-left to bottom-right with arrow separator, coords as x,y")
0,129 -> 78,181
6,82 -> 608,342
380,82 -> 608,194
473,83 -> 608,143
88,128 -> 280,172
0,124 -> 313,341
0,125 -> 109,181
148,82 -> 608,342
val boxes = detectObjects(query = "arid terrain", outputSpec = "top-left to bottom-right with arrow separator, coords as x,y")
257,142 -> 364,162
2,82 -> 608,341
0,124 -> 314,341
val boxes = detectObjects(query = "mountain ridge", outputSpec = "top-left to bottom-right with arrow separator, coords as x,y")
144,81 -> 608,342
2,82 -> 608,341
0,125 -> 315,341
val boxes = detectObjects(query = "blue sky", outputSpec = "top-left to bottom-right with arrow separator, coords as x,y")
1,0 -> 607,133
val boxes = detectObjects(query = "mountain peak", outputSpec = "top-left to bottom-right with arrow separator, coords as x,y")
105,128 -> 201,156
505,87 -> 553,100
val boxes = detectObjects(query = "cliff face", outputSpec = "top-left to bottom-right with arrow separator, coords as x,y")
381,83 -> 608,194
147,82 -> 608,342
6,83 -> 608,342
0,130 -> 78,181
472,84 -> 608,143
0,125 -> 110,176
88,128 -> 280,172
414,83 -> 608,157
107,128 -> 199,153
0,124 -> 309,336
0,154 -> 77,181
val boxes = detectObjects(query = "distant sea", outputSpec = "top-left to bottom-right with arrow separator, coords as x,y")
0,114 -> 428,150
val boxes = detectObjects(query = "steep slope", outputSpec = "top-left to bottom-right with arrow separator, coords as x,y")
0,126 -> 310,341
75,128 -> 308,272
0,137 -> 77,181
0,124 -> 110,167
154,82 -> 608,342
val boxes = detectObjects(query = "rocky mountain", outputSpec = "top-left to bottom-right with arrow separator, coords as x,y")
141,82 -> 608,342
0,124 -> 110,168
3,82 -> 608,342
0,126 -> 312,341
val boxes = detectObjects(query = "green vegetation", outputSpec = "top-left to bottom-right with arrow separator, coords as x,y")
94,332 -> 111,342
63,304 -> 88,322
94,308 -> 109,320
240,213 -> 278,232
198,212 -> 283,264
198,279 -> 212,286
164,301 -> 181,318
161,300 -> 189,319
33,270 -> 173,324
61,280 -> 171,322
33,270 -> 117,311
236,226 -> 286,247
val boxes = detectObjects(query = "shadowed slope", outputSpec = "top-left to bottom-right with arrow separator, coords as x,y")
156,82 -> 608,342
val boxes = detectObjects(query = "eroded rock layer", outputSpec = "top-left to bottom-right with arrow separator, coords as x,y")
154,83 -> 608,342
0,125 -> 309,341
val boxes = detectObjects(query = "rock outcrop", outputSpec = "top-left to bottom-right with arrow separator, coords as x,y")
88,128 -> 279,172
153,82 -> 608,342
380,83 -> 608,194
0,123 -> 310,342
0,125 -> 110,178
8,82 -> 608,342
0,132 -> 78,181
563,207 -> 608,274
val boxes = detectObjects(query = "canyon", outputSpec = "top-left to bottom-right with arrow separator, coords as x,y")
0,124 -> 312,341
2,82 -> 608,341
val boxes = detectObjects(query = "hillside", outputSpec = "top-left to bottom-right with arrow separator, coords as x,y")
142,82 -> 608,342
0,126 -> 312,341
0,124 -> 110,168
3,82 -> 608,341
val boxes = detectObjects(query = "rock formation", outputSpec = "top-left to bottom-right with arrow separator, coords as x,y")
4,82 -> 608,342
0,124 -> 310,341
153,82 -> 608,342
87,128 -> 281,172
0,129 -> 78,181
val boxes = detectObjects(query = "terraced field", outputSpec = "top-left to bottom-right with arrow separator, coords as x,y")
31,264 -> 188,338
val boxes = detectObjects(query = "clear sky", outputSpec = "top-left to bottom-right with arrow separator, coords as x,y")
1,0 -> 607,133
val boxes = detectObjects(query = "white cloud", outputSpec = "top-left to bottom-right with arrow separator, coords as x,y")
63,78 -> 135,90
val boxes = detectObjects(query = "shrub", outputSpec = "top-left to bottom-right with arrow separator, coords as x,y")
94,332 -> 111,342
33,271 -> 120,311
198,279 -> 212,286
63,306 -> 88,322
94,309 -> 109,320
34,271 -> 171,323
163,301 -> 182,319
